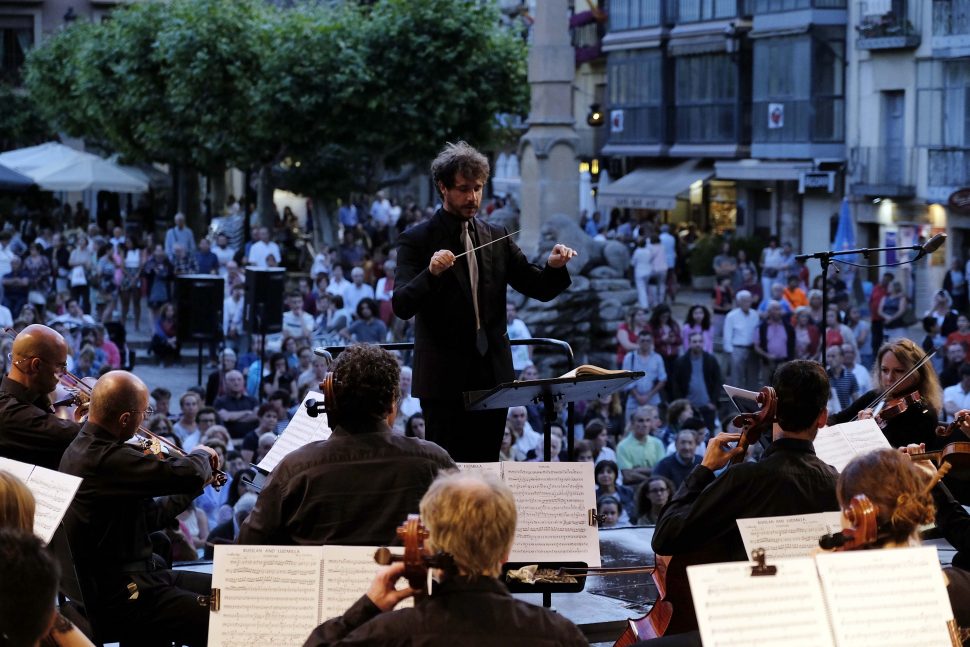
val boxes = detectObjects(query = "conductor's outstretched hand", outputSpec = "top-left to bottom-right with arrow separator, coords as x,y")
547,244 -> 578,269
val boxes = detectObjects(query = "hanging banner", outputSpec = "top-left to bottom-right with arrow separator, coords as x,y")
768,103 -> 784,129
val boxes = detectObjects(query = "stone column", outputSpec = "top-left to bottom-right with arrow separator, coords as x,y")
518,0 -> 580,255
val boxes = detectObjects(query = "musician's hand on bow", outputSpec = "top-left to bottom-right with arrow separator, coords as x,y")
956,410 -> 970,436
899,443 -> 925,457
192,445 -> 220,479
856,408 -> 874,420
547,244 -> 578,269
429,249 -> 456,276
701,432 -> 744,471
366,562 -> 415,612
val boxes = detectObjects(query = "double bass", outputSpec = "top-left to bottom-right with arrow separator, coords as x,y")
613,387 -> 778,645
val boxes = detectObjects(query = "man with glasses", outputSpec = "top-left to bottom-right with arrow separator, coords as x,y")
60,370 -> 219,646
0,323 -> 80,469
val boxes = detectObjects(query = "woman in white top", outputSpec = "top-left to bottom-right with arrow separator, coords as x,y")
630,237 -> 653,309
120,237 -> 146,331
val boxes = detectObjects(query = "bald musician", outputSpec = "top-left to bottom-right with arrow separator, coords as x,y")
0,323 -> 80,469
59,371 -> 218,647
303,471 -> 587,646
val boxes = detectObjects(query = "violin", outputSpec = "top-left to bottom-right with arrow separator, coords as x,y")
936,411 -> 970,440
729,386 -> 777,465
870,390 -> 926,430
373,514 -> 455,593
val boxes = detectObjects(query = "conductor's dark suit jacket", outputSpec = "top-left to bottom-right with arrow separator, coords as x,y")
392,209 -> 570,399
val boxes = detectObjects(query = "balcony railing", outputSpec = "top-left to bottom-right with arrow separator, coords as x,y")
934,0 -> 970,36
856,0 -> 921,50
744,0 -> 845,13
666,0 -> 738,23
571,10 -> 607,64
927,148 -> 970,189
751,98 -> 844,144
674,103 -> 741,143
849,146 -> 917,197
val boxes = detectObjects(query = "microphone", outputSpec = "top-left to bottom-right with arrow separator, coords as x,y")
923,232 -> 947,255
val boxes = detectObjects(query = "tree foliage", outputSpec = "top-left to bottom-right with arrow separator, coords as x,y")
23,0 -> 529,232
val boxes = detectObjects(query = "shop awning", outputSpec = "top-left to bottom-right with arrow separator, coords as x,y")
597,159 -> 712,211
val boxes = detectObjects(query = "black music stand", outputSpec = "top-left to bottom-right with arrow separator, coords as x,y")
464,372 -> 643,461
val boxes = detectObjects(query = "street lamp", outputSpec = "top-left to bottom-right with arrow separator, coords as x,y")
63,7 -> 77,24
586,103 -> 604,127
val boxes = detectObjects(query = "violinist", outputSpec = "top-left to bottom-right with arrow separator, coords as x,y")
830,338 -> 943,450
829,449 -> 970,635
59,370 -> 219,646
0,323 -> 80,469
651,360 -> 839,634
303,471 -> 587,646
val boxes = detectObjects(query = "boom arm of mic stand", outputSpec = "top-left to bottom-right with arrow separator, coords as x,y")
794,243 -> 922,263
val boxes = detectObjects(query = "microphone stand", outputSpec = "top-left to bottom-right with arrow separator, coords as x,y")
795,241 -> 931,359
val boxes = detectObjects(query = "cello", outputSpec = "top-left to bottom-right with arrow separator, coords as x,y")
613,387 -> 778,645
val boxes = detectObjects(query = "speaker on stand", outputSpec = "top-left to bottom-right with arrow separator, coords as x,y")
245,267 -> 287,401
175,274 -> 225,386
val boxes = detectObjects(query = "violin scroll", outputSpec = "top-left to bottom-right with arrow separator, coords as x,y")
818,494 -> 878,551
729,386 -> 777,465
373,514 -> 455,591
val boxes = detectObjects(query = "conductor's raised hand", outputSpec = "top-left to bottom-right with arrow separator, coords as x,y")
429,249 -> 456,276
701,432 -> 744,471
547,244 -> 578,269
366,562 -> 416,612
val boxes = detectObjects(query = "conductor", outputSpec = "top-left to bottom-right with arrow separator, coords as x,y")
392,141 -> 577,462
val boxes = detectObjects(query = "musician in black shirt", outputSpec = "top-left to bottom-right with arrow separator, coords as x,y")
59,371 -> 218,646
0,324 -> 80,469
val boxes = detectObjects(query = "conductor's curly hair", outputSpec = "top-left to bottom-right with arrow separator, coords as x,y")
331,344 -> 400,421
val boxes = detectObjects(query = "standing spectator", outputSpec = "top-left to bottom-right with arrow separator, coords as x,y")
943,364 -> 970,422
941,342 -> 969,389
711,275 -> 734,341
759,236 -> 784,299
223,283 -> 246,352
824,306 -> 857,350
652,429 -> 701,489
926,289 -> 960,340
681,305 -> 713,354
375,259 -> 396,325
342,266 -> 375,314
246,227 -> 281,269
194,237 -> 219,275
648,233 -> 669,306
880,279 -> 909,341
733,248 -> 757,291
846,306 -> 873,369
723,290 -> 760,390
781,273 -> 808,311
164,212 -> 196,257
631,237 -> 652,309
171,243 -> 197,276
93,243 -> 120,322
659,224 -> 678,302
806,289 -> 825,325
755,300 -> 795,381
94,323 -> 121,369
68,233 -> 94,313
793,306 -> 821,360
150,302 -> 180,367
616,405 -> 665,486
1,255 -> 29,317
49,232 -> 71,295
869,272 -> 894,351
947,314 -> 970,350
119,237 -> 145,331
842,343 -> 872,394
712,241 -> 736,283
326,264 -> 350,298
143,244 -> 175,320
621,331 -> 667,420
506,302 -> 533,372
649,304 -> 682,380
211,233 -> 236,277
338,198 -> 358,230
777,242 -> 796,285
337,230 -> 366,273
616,306 -> 648,368
0,230 -> 13,306
826,345 -> 858,413
23,243 -> 51,317
944,258 -> 968,314
671,332 -> 723,430
737,267 -> 763,308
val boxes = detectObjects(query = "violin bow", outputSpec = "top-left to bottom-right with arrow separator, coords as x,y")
863,347 -> 937,412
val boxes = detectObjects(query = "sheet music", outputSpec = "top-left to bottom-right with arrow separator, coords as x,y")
816,547 -> 954,647
208,545 -> 322,647
25,466 -> 82,544
737,512 -> 844,560
456,462 -> 504,479
0,457 -> 81,544
0,456 -> 34,482
688,558 -> 836,647
814,419 -> 890,472
257,390 -> 332,473
502,461 -> 600,566
318,545 -> 413,622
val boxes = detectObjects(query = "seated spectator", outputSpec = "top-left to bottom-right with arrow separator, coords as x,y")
404,412 -> 425,440
150,301 -> 180,367
253,432 -> 278,465
298,352 -> 329,402
282,291 -> 315,345
345,298 -> 387,343
206,348 -> 238,406
583,392 -> 626,444
594,460 -> 635,522
584,420 -> 617,465
204,492 -> 257,559
174,391 -> 202,451
342,266 -> 375,314
573,439 -> 595,462
508,406 -> 541,461
652,429 -> 702,489
616,405 -> 665,486
241,404 -> 280,464
781,274 -> 808,311
596,494 -> 627,529
634,475 -> 676,525
213,370 -> 259,440
499,424 -> 514,461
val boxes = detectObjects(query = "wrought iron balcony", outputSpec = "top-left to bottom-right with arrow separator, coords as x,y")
856,0 -> 921,50
849,146 -> 917,198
